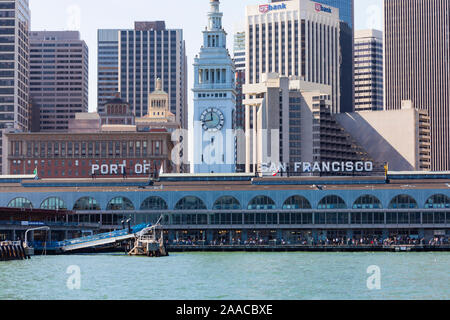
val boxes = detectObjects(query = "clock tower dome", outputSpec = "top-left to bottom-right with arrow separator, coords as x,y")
192,0 -> 236,173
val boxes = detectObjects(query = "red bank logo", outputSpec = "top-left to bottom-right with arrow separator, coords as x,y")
259,3 -> 286,14
259,4 -> 269,14
315,3 -> 332,13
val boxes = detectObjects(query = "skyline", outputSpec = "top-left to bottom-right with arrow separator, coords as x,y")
29,0 -> 383,112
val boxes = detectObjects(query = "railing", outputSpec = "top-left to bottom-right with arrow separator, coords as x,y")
30,223 -> 150,250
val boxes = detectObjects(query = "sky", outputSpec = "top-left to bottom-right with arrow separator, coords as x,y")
29,0 -> 384,113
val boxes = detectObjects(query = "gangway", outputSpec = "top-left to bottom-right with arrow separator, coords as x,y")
57,223 -> 151,252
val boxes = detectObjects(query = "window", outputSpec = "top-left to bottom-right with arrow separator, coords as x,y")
174,196 -> 207,210
40,197 -> 67,210
248,196 -> 276,210
140,197 -> 168,210
282,196 -> 311,209
73,197 -> 101,211
388,195 -> 418,209
213,196 -> 241,210
318,195 -> 346,209
106,197 -> 135,211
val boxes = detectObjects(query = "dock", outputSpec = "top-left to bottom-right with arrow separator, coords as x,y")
128,223 -> 168,257
0,241 -> 30,261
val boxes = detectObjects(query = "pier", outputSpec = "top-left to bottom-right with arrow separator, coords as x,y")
0,241 -> 30,261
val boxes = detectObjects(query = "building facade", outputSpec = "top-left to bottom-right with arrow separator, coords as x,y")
313,0 -> 354,113
1,173 -> 449,243
384,0 -> 450,171
97,29 -> 119,112
29,31 -> 89,132
0,0 -> 30,174
115,21 -> 188,131
354,29 -> 383,111
243,73 -> 375,174
233,30 -> 246,131
4,130 -> 176,179
192,0 -> 237,174
335,106 -> 432,171
234,31 -> 246,172
245,0 -> 341,112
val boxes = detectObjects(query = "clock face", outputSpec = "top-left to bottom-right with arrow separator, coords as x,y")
200,108 -> 225,131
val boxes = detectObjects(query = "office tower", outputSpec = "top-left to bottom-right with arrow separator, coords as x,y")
97,29 -> 119,112
192,0 -> 236,173
29,31 -> 89,132
313,0 -> 354,112
270,0 -> 355,112
233,31 -> 245,130
246,0 -> 341,112
243,73 -> 375,174
0,0 -> 30,174
336,106 -> 431,171
116,21 -> 188,130
233,31 -> 246,172
384,0 -> 449,170
354,29 -> 383,111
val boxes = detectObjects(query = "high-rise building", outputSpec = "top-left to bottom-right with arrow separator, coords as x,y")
243,73 -> 376,174
192,0 -> 236,174
354,29 -> 383,111
384,0 -> 450,171
233,31 -> 246,172
97,29 -> 119,112
246,0 -> 341,112
335,106 -> 431,171
115,21 -> 188,130
233,31 -> 245,130
0,0 -> 30,174
29,31 -> 89,132
271,0 -> 355,112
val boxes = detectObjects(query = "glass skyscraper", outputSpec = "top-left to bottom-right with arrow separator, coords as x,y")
97,29 -> 119,113
118,22 -> 188,130
314,0 -> 353,28
315,0 -> 354,113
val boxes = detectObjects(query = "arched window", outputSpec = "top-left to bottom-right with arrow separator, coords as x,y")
174,196 -> 207,210
213,196 -> 241,210
106,197 -> 135,211
318,195 -> 346,209
140,196 -> 168,210
248,196 -> 276,210
8,197 -> 33,209
353,195 -> 382,209
282,196 -> 311,209
425,194 -> 450,209
40,197 -> 67,210
388,195 -> 418,209
73,197 -> 101,211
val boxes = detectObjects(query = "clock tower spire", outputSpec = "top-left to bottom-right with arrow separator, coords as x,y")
192,0 -> 236,174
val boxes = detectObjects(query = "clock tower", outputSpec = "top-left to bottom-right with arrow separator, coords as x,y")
193,0 -> 236,174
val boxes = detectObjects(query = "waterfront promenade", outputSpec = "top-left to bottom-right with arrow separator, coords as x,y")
166,236 -> 450,252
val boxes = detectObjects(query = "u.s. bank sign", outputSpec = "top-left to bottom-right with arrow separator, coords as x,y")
259,3 -> 287,14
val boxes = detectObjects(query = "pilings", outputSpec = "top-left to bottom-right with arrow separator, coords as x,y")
0,241 -> 30,261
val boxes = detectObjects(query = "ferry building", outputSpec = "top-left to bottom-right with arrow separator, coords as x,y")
0,172 -> 449,243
